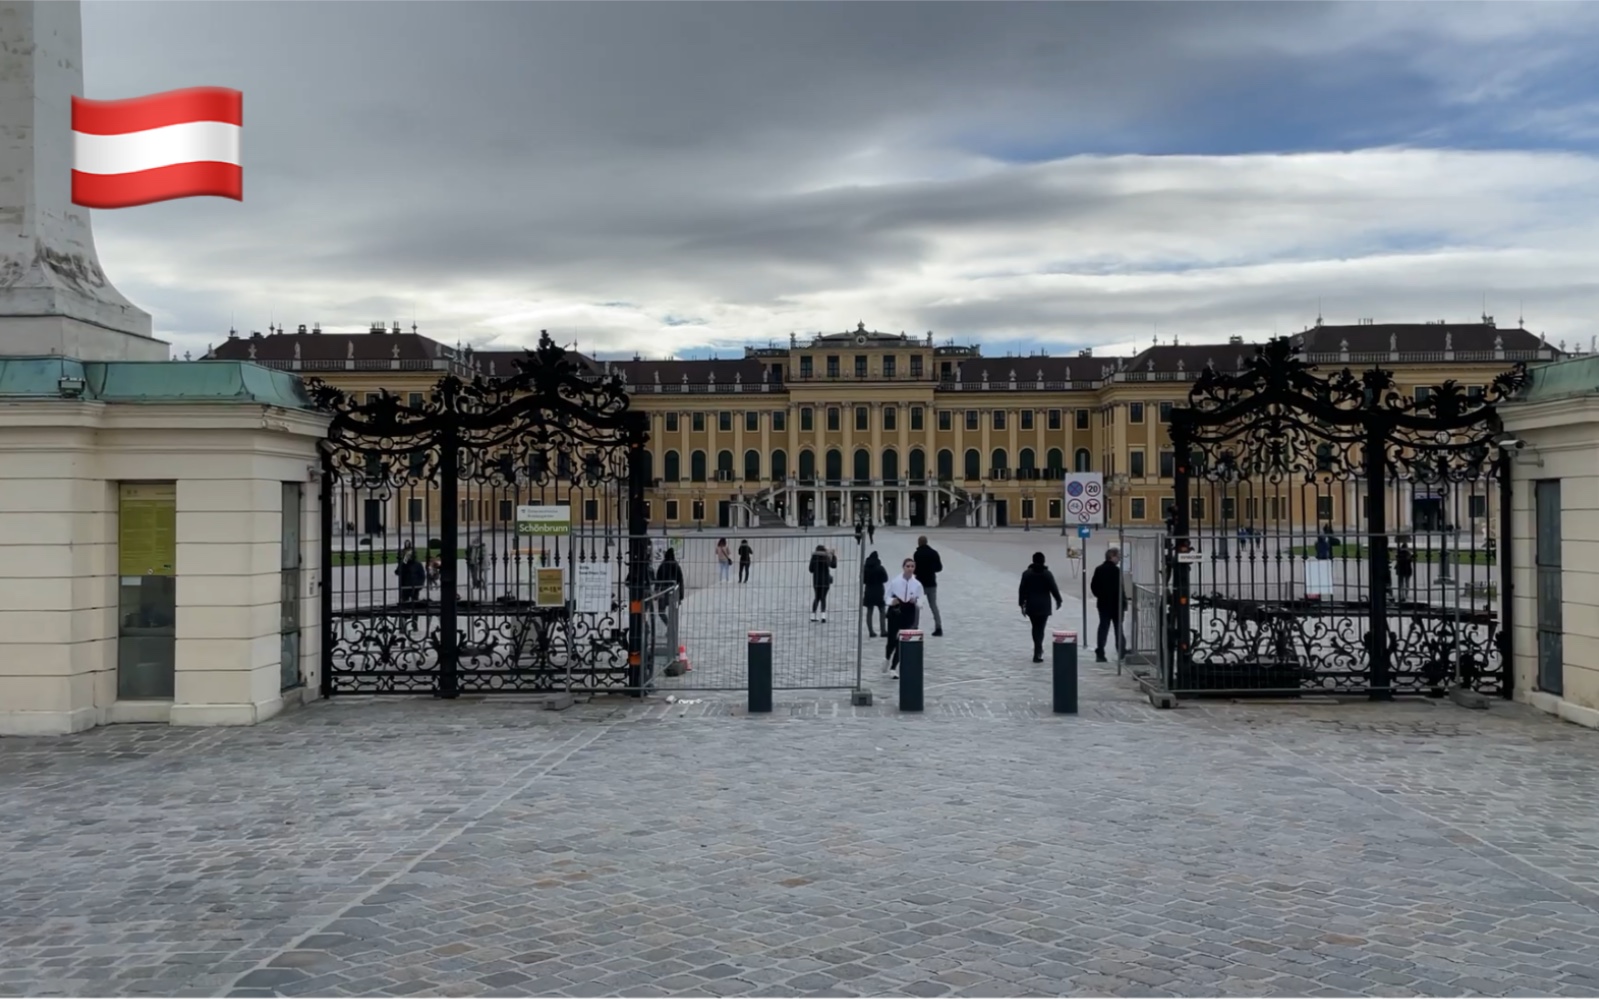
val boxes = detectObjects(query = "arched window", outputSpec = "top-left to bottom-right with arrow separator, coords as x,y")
853,448 -> 871,482
1074,448 -> 1091,472
798,449 -> 815,480
744,449 -> 761,482
991,448 -> 1008,473
964,449 -> 981,481
717,450 -> 734,481
937,449 -> 954,481
1046,448 -> 1064,473
825,448 -> 843,482
1019,448 -> 1036,473
691,450 -> 707,482
908,448 -> 926,481
771,449 -> 788,480
882,448 -> 900,482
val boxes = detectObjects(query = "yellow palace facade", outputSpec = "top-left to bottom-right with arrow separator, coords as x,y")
211,319 -> 1566,534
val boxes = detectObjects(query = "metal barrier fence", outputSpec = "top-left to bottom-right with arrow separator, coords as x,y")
645,531 -> 865,693
1123,581 -> 1164,677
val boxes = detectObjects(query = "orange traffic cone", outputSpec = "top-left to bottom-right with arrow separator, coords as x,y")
676,644 -> 692,672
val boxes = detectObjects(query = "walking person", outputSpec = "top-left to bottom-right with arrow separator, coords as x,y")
1018,552 -> 1064,663
653,547 -> 684,631
808,544 -> 838,622
1314,524 -> 1335,561
884,556 -> 924,678
862,551 -> 889,638
1395,538 -> 1415,603
737,539 -> 753,583
396,542 -> 425,605
715,537 -> 733,582
913,535 -> 945,636
466,535 -> 486,591
854,519 -> 865,546
867,519 -> 876,544
1090,546 -> 1126,663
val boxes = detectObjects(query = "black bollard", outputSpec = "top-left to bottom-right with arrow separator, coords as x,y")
898,630 -> 924,712
748,630 -> 773,714
1052,630 -> 1078,714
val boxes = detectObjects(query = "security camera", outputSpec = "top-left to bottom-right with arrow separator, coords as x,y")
1493,434 -> 1525,451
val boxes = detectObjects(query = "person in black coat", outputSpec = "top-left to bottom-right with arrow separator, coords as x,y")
737,539 -> 754,583
913,535 -> 945,636
862,551 -> 889,637
395,544 -> 426,604
808,545 -> 838,622
1089,547 -> 1125,662
1018,552 -> 1064,663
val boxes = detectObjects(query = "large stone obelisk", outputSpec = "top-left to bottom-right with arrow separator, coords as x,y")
0,0 -> 166,360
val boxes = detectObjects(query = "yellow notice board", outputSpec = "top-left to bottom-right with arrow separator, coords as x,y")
119,483 -> 176,577
535,567 -> 566,607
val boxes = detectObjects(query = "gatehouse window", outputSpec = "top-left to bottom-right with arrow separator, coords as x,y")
1131,498 -> 1147,520
408,498 -> 424,523
666,499 -> 680,520
584,499 -> 598,521
1048,498 -> 1062,519
1317,495 -> 1334,521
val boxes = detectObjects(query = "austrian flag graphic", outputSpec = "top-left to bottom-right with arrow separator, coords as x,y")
71,87 -> 243,209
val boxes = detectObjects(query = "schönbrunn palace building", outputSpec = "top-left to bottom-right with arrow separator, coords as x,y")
211,319 -> 1569,534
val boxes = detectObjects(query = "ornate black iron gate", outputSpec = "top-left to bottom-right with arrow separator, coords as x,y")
311,333 -> 650,696
1165,338 -> 1526,698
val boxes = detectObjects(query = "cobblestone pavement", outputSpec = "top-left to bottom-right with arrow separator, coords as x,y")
6,529 -> 1599,997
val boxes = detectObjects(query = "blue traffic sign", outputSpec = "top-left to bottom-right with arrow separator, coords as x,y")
1078,525 -> 1091,539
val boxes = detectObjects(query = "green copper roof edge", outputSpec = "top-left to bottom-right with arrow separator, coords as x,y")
1514,355 -> 1599,405
0,357 -> 315,409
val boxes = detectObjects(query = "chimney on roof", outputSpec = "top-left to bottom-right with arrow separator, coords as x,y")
296,324 -> 307,335
312,323 -> 321,334
1077,348 -> 1092,357
1228,335 -> 1244,345
392,322 -> 402,335
369,322 -> 384,334
228,327 -> 238,339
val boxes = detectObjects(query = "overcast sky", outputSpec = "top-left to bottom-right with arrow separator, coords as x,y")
81,1 -> 1599,361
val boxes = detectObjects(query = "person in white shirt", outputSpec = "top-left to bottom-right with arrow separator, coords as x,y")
884,557 -> 924,677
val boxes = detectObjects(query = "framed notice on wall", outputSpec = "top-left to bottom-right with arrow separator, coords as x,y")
118,483 -> 176,577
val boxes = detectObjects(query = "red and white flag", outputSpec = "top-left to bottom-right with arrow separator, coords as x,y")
72,87 -> 242,209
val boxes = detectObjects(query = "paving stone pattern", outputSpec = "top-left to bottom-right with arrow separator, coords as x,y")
5,529 -> 1599,997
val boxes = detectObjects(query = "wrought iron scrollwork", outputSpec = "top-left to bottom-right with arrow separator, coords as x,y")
1167,336 -> 1522,699
313,331 -> 650,697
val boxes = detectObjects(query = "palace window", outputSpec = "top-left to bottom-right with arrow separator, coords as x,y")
1159,450 -> 1175,479
771,449 -> 788,479
1318,496 -> 1335,521
692,412 -> 705,433
745,411 -> 759,432
1129,403 -> 1145,424
1469,494 -> 1488,518
1131,498 -> 1147,520
716,450 -> 734,480
800,407 -> 813,431
965,411 -> 978,431
666,412 -> 679,433
1192,497 -> 1206,520
993,410 -> 1006,431
744,449 -> 761,481
718,411 -> 732,432
855,356 -> 867,378
584,499 -> 598,522
1074,448 -> 1091,472
1048,409 -> 1062,430
1021,499 -> 1035,521
883,406 -> 897,431
1159,401 -> 1173,423
883,355 -> 897,378
1046,448 -> 1063,472
964,449 -> 981,481
1130,450 -> 1146,478
910,406 -> 924,431
690,451 -> 707,482
407,498 -> 424,523
910,355 -> 923,377
826,356 -> 840,378
666,499 -> 679,521
827,407 -> 841,431
692,500 -> 705,522
1222,497 -> 1236,521
773,410 -> 787,432
1075,409 -> 1089,430
855,406 -> 868,431
663,450 -> 681,481
1048,498 -> 1061,519
1020,410 -> 1034,431
938,410 -> 952,431
800,357 -> 813,378
408,392 -> 424,408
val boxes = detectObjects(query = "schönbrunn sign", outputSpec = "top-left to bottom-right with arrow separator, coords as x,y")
515,504 -> 571,536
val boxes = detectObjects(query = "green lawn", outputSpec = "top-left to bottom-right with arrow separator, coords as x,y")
331,546 -> 468,568
1286,544 -> 1497,566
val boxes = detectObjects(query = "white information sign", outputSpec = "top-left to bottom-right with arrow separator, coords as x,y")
574,561 -> 614,614
1305,559 -> 1333,599
1061,473 -> 1105,526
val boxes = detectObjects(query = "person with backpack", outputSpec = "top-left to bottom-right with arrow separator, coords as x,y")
1395,539 -> 1415,602
862,551 -> 889,637
808,544 -> 838,622
1017,552 -> 1064,663
737,539 -> 753,583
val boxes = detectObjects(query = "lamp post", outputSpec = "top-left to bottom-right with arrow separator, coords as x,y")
1023,488 -> 1034,532
695,489 -> 705,532
1108,472 -> 1131,558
